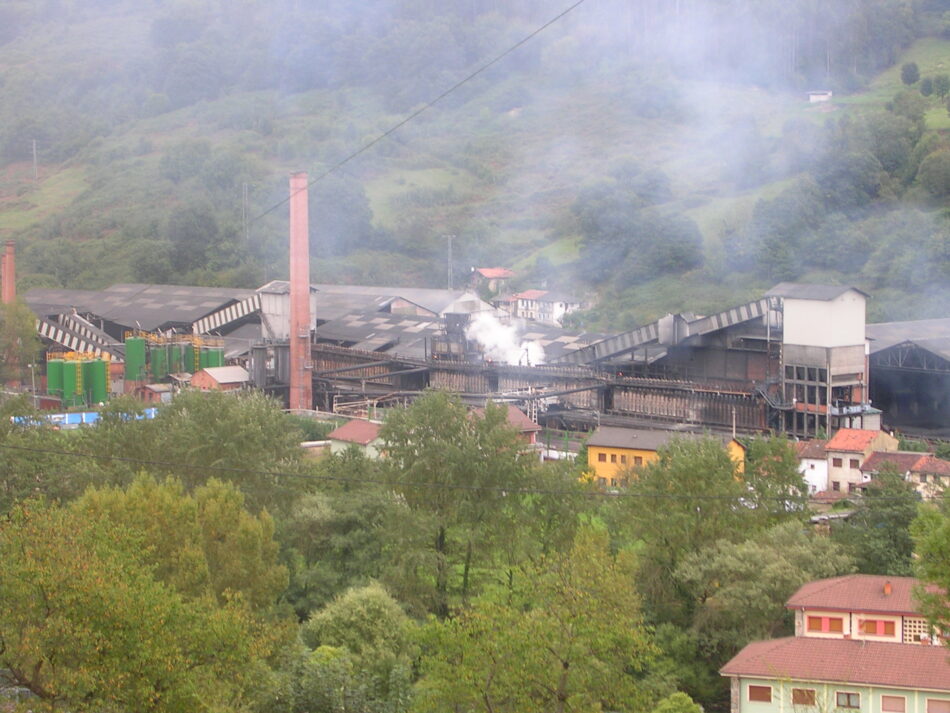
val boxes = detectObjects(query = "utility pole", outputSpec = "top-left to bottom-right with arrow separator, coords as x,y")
445,234 -> 456,290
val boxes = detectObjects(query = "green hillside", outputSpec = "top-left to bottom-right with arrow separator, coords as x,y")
1,0 -> 950,324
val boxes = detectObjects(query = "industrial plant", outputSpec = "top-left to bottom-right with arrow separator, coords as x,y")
2,177 -> 949,441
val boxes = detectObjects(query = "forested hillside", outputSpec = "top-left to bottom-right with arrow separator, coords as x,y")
2,0 -> 950,324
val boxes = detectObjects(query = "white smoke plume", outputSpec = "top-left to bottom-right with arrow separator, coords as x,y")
466,312 -> 545,366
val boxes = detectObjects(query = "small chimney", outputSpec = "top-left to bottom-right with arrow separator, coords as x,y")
1,240 -> 14,304
884,581 -> 892,596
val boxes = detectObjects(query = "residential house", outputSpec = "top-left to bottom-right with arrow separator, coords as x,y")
327,419 -> 384,459
586,426 -> 746,487
861,451 -> 950,500
795,439 -> 828,494
190,365 -> 250,391
824,428 -> 898,494
511,289 -> 584,326
471,267 -> 515,294
721,575 -> 950,713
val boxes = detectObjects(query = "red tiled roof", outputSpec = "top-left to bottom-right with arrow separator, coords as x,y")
861,451 -> 929,474
913,455 -> 950,477
794,439 -> 828,459
472,404 -> 541,433
513,289 -> 548,300
476,267 -> 515,279
785,575 -> 920,615
720,637 -> 950,690
826,429 -> 884,453
327,419 -> 382,446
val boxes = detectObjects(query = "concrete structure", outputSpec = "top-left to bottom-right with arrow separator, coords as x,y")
824,428 -> 899,494
191,366 -> 250,391
768,284 -> 875,438
586,426 -> 746,487
327,419 -> 384,458
722,575 -> 950,713
795,439 -> 828,494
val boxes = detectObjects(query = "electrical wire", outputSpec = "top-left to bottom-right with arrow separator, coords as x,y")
251,0 -> 589,223
0,442 -> 895,503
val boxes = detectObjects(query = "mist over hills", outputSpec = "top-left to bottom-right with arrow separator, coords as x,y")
1,0 -> 950,326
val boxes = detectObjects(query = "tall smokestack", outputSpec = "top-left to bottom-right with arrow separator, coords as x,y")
289,172 -> 312,411
2,241 -> 14,304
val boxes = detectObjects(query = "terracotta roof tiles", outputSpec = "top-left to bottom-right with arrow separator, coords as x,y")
785,575 -> 920,615
327,419 -> 382,446
826,429 -> 885,453
795,439 -> 828,459
721,637 -> 950,690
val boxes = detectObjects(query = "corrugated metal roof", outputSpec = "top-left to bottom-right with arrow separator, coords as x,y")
866,317 -> 950,354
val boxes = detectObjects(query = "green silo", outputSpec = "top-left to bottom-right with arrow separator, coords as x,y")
47,359 -> 64,397
151,345 -> 168,381
86,359 -> 108,404
62,361 -> 78,407
125,337 -> 147,382
169,342 -> 182,373
198,347 -> 210,370
184,344 -> 196,373
208,347 -> 224,368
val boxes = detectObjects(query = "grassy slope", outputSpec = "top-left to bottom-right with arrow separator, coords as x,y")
1,18 -> 949,319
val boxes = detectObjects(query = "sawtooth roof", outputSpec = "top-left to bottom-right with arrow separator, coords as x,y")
766,283 -> 867,301
721,636 -> 950,691
785,575 -> 919,615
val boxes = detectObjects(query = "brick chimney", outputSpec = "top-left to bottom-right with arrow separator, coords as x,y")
884,580 -> 892,596
288,172 -> 312,411
1,240 -> 14,304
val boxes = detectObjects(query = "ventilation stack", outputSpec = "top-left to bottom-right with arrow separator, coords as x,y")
1,240 -> 14,304
289,172 -> 312,411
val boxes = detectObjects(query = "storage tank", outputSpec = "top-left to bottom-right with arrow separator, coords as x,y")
125,337 -> 147,382
62,361 -> 78,407
86,359 -> 108,404
168,343 -> 182,374
199,347 -> 210,370
208,347 -> 224,368
47,359 -> 64,397
150,345 -> 167,381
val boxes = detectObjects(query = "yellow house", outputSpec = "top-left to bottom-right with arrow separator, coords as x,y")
586,426 -> 746,487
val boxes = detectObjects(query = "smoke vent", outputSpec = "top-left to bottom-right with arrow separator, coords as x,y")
288,173 -> 313,411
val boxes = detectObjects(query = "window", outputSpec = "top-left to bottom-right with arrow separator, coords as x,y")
785,365 -> 794,379
850,459 -> 859,469
836,692 -> 860,709
849,483 -> 857,493
833,458 -> 843,468
882,696 -> 906,713
793,689 -> 817,706
832,481 -> 841,491
921,474 -> 928,484
808,367 -> 818,382
749,686 -> 772,703
861,619 -> 895,636
807,616 -> 843,633
597,477 -> 606,486
634,456 -> 643,466
610,454 -> 617,463
620,455 -> 627,464
796,366 -> 806,380
597,453 -> 606,462
928,701 -> 950,713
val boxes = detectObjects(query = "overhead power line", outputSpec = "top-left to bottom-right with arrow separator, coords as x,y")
252,0 -> 589,223
0,442 -> 896,503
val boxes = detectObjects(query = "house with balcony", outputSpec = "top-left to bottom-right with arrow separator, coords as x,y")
721,575 -> 950,713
